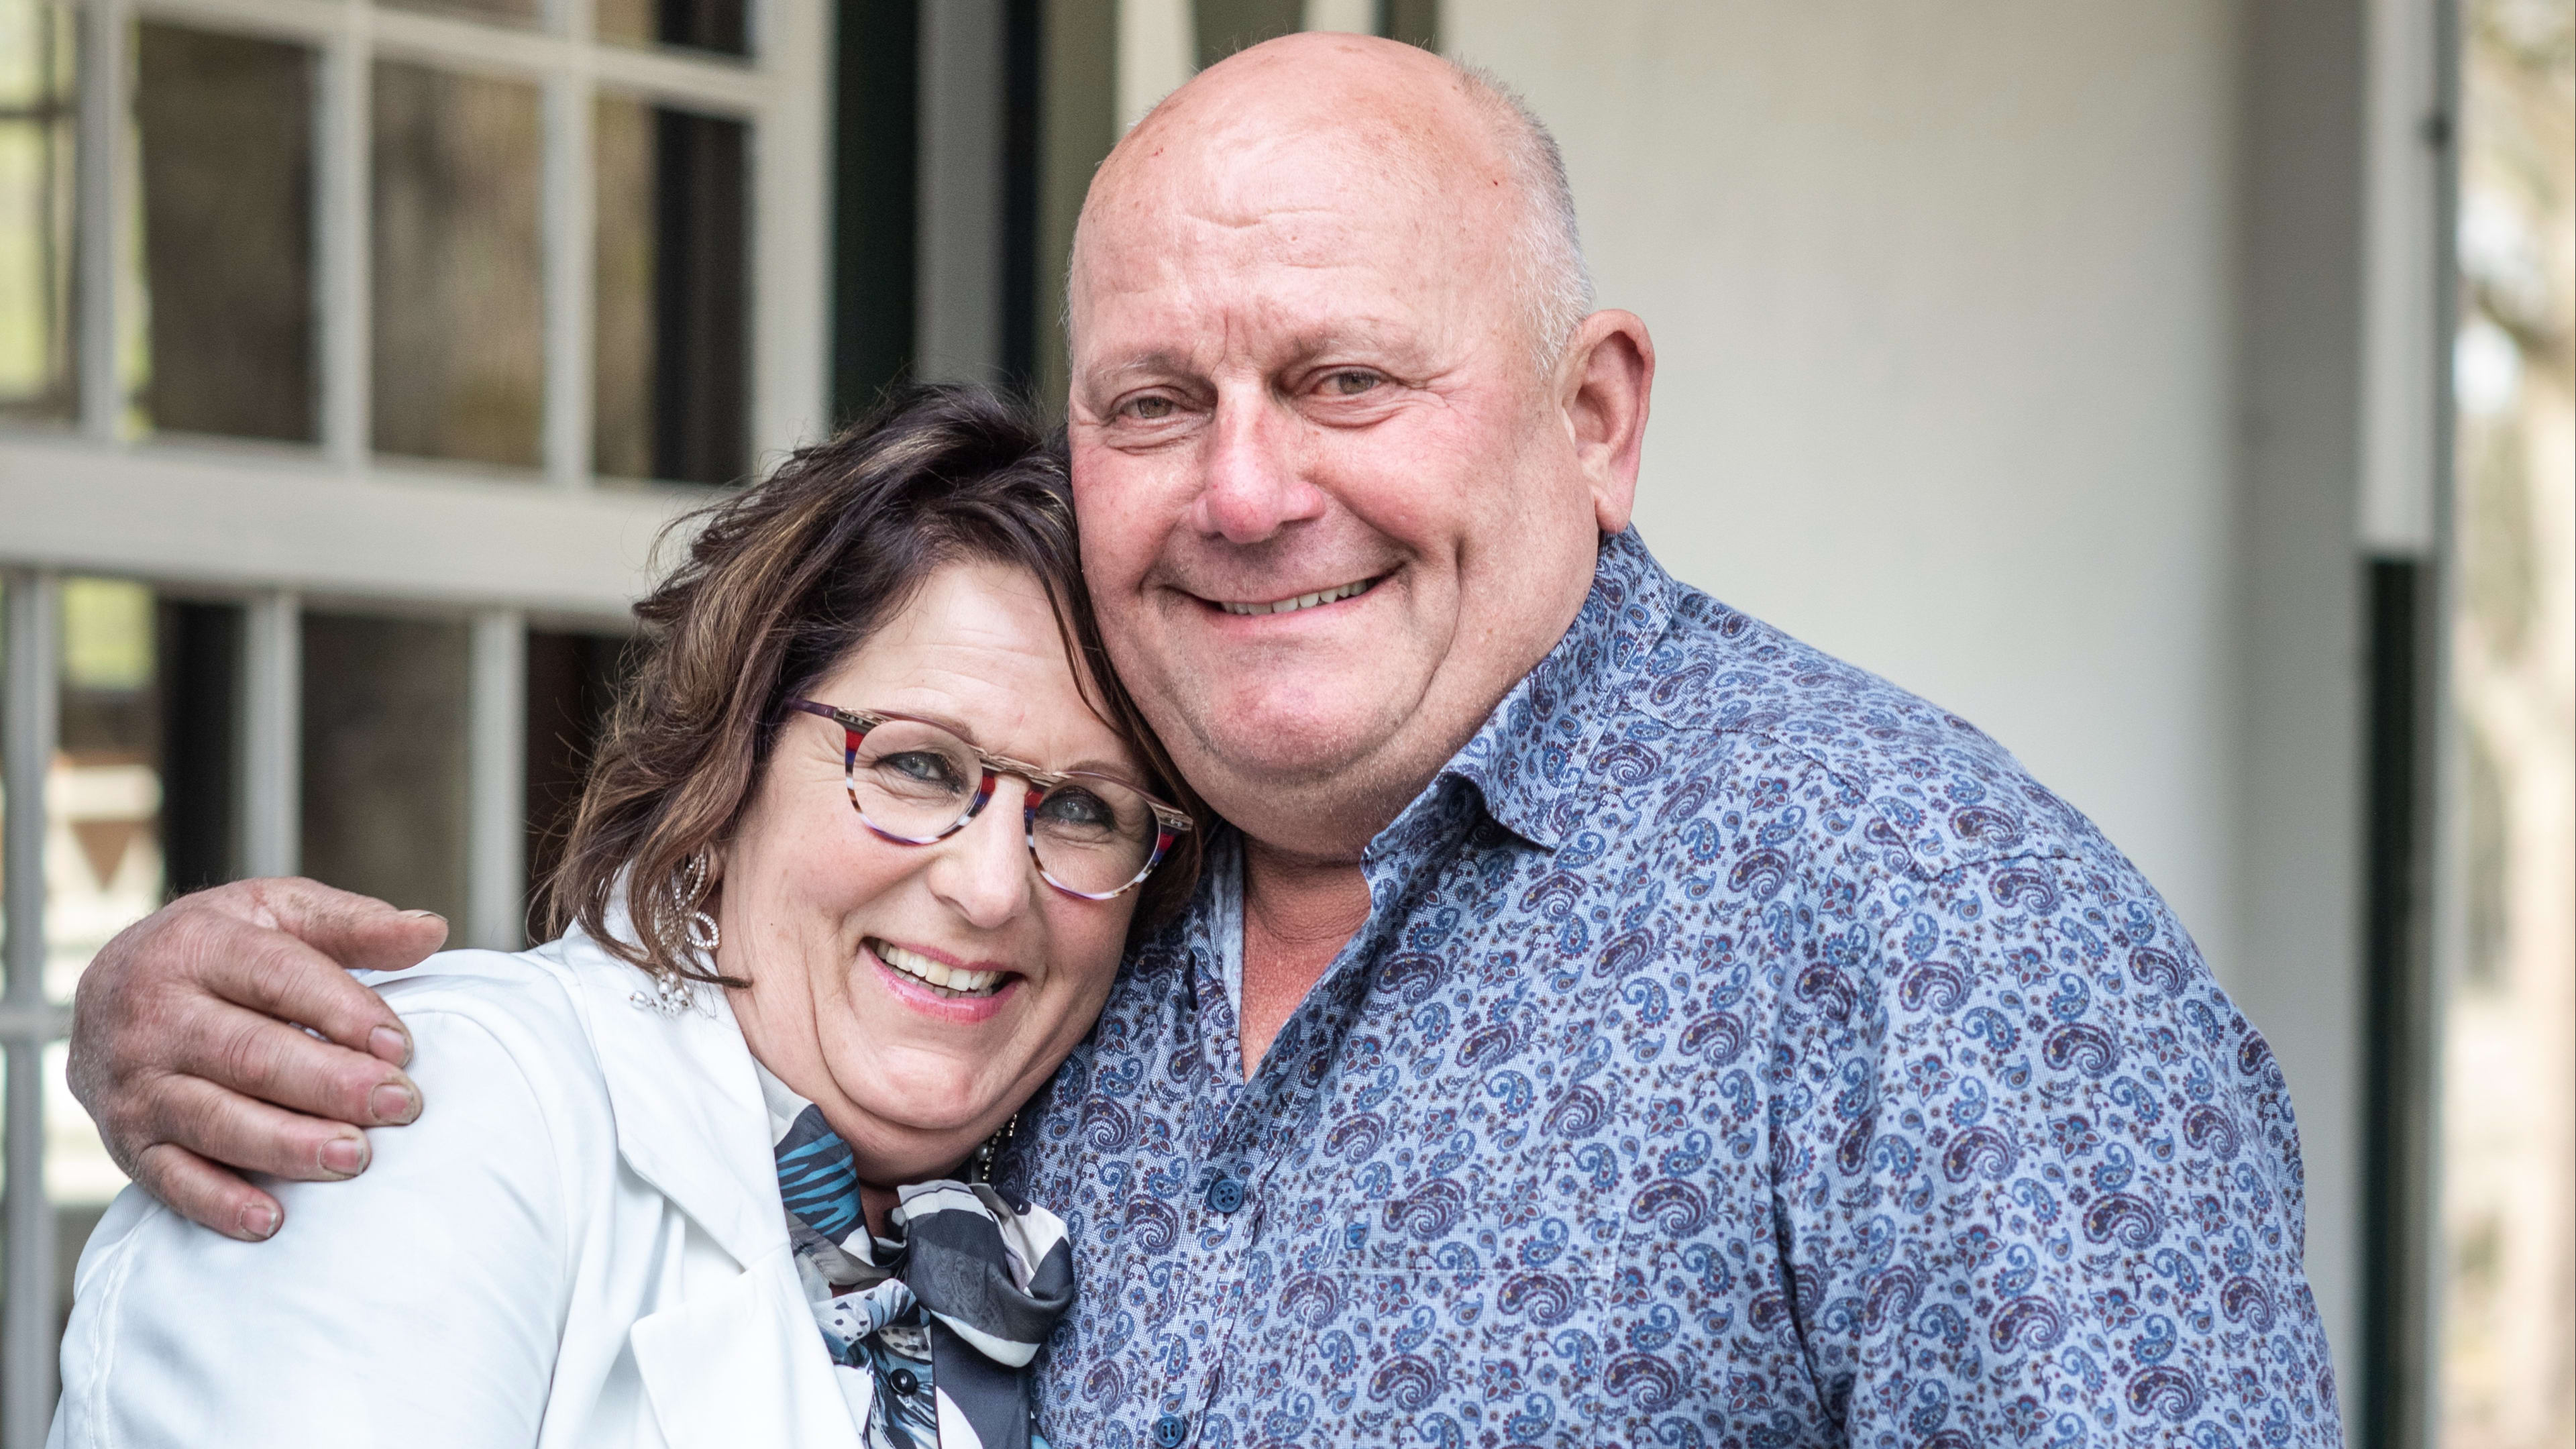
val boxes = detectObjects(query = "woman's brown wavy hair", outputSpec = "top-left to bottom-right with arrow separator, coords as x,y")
545,383 -> 1203,987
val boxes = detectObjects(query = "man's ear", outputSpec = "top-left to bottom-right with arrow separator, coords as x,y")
1556,310 -> 1655,535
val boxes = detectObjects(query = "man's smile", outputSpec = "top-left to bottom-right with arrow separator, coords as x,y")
1208,574 -> 1388,616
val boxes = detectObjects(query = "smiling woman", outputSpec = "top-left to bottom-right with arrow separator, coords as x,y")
50,384 -> 1199,1449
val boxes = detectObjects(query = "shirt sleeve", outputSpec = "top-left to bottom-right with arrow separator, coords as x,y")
53,1002 -> 572,1449
1762,849 -> 2343,1447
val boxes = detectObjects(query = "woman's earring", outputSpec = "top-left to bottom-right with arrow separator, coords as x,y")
675,849 -> 721,956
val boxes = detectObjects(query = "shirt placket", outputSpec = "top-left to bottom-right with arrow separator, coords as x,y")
1161,806 -> 1474,1446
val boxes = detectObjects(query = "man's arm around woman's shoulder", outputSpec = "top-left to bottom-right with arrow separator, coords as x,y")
52,963 -> 591,1449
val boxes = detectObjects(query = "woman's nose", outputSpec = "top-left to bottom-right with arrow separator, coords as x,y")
924,782 -> 1034,928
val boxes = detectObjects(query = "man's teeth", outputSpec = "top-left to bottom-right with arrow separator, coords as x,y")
1218,576 -> 1379,616
873,941 -> 1004,998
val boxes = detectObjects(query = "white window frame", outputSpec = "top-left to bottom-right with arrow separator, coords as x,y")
0,0 -> 830,1434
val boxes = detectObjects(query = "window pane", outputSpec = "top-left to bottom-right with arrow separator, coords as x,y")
371,61 -> 542,470
301,613 -> 469,926
596,0 -> 749,58
0,0 -> 78,424
46,580 -> 170,1218
524,628 -> 625,936
158,600 -> 242,896
593,97 -> 747,485
131,24 -> 317,443
52,579 -> 163,1006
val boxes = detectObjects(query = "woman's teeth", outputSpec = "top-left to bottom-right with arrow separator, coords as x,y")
1218,575 -> 1380,616
872,941 -> 1005,998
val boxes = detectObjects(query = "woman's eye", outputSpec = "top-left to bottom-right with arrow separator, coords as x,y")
1038,789 -> 1115,830
1122,396 -> 1176,421
882,751 -> 965,790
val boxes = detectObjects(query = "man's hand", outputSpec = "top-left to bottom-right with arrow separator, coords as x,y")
68,879 -> 451,1241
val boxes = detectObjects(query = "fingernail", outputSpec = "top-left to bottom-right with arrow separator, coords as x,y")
369,1025 -> 413,1065
239,1203 -> 279,1240
401,910 -> 446,924
370,1081 -> 419,1125
319,1135 -> 368,1177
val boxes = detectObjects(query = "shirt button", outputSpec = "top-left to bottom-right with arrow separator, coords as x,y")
888,1368 -> 919,1396
1153,1411 -> 1187,1447
1204,1176 -> 1245,1214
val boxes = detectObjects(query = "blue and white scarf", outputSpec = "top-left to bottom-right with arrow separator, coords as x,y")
755,1065 -> 1072,1449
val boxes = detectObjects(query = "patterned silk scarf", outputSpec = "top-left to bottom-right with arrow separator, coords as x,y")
756,1065 -> 1073,1449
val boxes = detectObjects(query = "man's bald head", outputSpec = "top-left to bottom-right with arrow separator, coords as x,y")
1075,32 -> 1593,374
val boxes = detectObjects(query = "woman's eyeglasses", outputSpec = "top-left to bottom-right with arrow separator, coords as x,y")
784,700 -> 1193,902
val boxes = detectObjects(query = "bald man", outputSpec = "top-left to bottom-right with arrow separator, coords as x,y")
73,34 -> 2340,1447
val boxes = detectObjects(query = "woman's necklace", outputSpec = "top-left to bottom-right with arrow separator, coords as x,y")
969,1111 -> 1020,1183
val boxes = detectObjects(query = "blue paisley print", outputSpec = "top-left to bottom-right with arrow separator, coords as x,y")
1002,529 -> 2341,1448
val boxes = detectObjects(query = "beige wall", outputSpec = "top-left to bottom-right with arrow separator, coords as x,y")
1448,0 -> 2369,1411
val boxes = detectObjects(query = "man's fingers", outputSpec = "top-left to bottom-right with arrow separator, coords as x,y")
143,1072 -> 384,1185
241,877 -> 449,981
129,1142 -> 287,1241
169,1002 -> 419,1130
189,906 -> 426,1065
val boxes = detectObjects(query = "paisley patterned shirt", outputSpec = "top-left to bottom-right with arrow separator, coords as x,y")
1006,529 -> 2341,1448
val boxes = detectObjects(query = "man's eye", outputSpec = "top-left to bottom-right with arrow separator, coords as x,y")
1122,396 -> 1177,420
1324,370 -> 1381,396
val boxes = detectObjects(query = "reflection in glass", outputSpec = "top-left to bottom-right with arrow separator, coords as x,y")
301,613 -> 469,927
596,0 -> 749,58
0,0 -> 78,423
594,96 -> 747,485
131,24 -> 317,442
371,60 -> 542,469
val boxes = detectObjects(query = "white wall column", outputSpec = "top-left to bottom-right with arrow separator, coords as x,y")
2,571 -> 60,1449
466,610 -> 527,951
242,591 -> 301,879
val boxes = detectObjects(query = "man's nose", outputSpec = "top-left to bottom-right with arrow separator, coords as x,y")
1190,390 -> 1327,543
924,786 -> 1032,930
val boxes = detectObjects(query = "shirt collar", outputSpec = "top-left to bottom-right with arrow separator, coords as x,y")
1409,527 -> 1674,853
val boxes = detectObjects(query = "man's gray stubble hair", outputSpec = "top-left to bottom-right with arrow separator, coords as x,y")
1452,60 -> 1597,378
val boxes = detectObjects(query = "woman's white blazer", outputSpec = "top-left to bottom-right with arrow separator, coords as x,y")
50,929 -> 869,1448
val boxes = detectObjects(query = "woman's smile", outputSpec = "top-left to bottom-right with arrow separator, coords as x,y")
862,937 -> 1026,1024
867,938 -> 1017,998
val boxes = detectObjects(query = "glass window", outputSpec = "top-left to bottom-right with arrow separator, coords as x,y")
596,0 -> 749,59
299,612 -> 470,926
131,23 -> 319,443
45,580 -> 172,1239
0,0 -> 78,425
524,627 -> 625,932
157,600 -> 243,896
370,60 -> 543,470
593,96 -> 747,485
